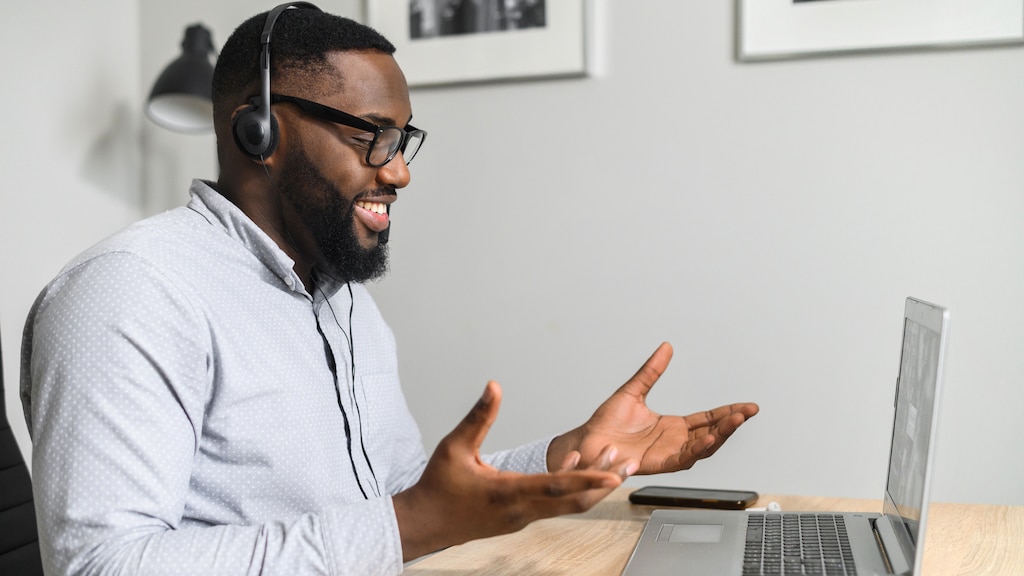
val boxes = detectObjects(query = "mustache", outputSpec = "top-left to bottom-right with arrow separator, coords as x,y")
356,186 -> 398,202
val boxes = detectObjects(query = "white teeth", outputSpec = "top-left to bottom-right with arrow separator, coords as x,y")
356,201 -> 387,214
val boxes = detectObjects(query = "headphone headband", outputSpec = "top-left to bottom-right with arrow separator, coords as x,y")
261,2 -> 321,44
234,2 -> 323,158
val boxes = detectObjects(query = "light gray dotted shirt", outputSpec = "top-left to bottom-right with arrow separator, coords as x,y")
21,180 -> 551,576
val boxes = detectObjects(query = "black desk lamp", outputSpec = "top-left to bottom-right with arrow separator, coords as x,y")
146,24 -> 215,133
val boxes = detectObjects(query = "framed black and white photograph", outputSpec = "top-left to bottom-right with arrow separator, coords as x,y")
367,0 -> 586,87
738,0 -> 1024,61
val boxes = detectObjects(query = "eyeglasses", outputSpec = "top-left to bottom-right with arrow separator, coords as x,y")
270,94 -> 426,167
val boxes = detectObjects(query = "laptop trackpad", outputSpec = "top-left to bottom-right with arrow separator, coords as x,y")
620,511 -> 744,575
658,523 -> 724,543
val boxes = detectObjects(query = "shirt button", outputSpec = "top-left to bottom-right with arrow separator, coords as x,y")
285,276 -> 294,288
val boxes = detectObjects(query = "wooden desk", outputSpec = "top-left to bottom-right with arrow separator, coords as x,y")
405,488 -> 1024,575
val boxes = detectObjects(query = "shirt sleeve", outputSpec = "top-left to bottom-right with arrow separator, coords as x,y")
482,436 -> 555,473
23,252 -> 405,576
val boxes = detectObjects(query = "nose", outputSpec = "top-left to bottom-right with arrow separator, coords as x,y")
376,152 -> 411,189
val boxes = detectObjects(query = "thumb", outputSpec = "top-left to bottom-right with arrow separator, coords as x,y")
448,380 -> 502,453
616,342 -> 673,400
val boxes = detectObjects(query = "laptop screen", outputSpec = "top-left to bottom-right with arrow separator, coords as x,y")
882,298 -> 948,568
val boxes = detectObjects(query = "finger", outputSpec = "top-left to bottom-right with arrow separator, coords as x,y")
704,410 -> 758,450
594,445 -> 618,470
686,411 -> 753,463
484,467 -> 632,529
661,434 -> 716,471
615,342 -> 674,400
513,470 -> 624,508
682,413 -> 748,460
507,469 -> 618,500
684,402 -> 759,429
579,445 -> 639,478
539,480 -> 621,515
447,381 -> 503,452
557,450 -> 582,472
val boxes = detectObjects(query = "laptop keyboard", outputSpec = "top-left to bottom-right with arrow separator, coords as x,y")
743,513 -> 857,575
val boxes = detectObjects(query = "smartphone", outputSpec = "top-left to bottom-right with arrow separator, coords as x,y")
628,486 -> 759,510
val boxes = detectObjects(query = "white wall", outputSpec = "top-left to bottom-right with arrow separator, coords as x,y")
1,0 -> 145,463
4,0 -> 1021,508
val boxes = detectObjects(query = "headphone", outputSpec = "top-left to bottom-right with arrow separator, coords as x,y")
233,1 -> 323,159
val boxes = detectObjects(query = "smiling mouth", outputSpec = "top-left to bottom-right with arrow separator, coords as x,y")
354,200 -> 390,233
355,200 -> 388,215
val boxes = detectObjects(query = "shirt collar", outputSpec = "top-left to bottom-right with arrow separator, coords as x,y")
186,179 -> 347,299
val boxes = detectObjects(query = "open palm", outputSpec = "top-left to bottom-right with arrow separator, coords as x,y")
555,343 -> 759,474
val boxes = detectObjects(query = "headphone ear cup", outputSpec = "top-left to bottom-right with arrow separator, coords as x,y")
233,104 -> 280,159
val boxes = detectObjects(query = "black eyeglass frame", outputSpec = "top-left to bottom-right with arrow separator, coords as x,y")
269,93 -> 426,166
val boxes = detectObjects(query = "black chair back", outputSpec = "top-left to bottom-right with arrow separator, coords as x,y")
0,329 -> 44,574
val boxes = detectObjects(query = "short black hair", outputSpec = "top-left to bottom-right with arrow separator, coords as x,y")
212,7 -> 395,123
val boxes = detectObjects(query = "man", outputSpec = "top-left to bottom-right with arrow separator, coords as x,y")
21,5 -> 758,575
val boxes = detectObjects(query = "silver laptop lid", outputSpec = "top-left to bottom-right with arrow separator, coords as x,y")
881,297 -> 949,574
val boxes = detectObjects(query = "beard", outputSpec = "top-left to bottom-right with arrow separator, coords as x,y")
277,141 -> 391,283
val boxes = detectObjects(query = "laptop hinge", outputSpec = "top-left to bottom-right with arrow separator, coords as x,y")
871,521 -> 895,574
872,516 -> 913,575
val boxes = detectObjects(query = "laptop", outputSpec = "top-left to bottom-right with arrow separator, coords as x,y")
621,297 -> 949,576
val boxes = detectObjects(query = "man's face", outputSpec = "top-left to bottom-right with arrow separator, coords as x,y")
274,51 -> 413,283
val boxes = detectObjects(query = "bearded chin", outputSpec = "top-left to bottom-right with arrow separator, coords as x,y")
279,145 -> 391,284
314,194 -> 390,283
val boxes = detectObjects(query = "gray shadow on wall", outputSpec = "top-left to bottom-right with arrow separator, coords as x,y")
80,102 -> 144,209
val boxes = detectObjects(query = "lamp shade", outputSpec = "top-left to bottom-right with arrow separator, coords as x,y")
146,24 -> 215,134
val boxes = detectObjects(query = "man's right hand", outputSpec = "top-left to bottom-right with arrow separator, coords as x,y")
392,380 -> 637,562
